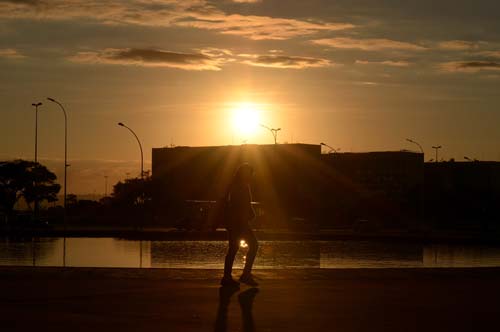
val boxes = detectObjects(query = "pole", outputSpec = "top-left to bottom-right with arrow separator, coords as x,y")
118,122 -> 144,179
32,102 -> 42,221
432,145 -> 442,163
260,124 -> 281,145
47,98 -> 68,231
32,103 -> 42,163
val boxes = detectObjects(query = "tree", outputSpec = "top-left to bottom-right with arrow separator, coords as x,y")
0,160 -> 60,217
111,176 -> 152,207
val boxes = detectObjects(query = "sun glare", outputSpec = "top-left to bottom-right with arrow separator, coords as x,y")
232,102 -> 260,137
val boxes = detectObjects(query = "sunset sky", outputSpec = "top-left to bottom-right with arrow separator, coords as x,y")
1,0 -> 500,194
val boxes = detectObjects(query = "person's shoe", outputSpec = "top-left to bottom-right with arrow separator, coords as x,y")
220,276 -> 240,288
239,273 -> 259,287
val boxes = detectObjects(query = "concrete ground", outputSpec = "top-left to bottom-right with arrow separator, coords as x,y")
1,267 -> 499,331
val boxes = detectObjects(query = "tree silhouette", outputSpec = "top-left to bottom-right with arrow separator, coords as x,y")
0,160 -> 60,217
111,176 -> 152,207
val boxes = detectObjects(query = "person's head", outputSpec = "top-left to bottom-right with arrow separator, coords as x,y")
234,163 -> 254,185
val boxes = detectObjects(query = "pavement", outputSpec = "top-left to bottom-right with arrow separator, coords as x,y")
1,267 -> 499,331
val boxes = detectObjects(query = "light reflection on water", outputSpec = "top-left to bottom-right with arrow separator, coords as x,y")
1,237 -> 500,269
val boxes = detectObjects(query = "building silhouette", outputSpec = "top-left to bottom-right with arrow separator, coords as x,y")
151,143 -> 500,231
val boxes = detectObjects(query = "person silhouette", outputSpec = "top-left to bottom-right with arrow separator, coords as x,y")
221,163 -> 259,287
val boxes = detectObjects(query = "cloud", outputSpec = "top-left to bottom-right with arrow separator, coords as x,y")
0,0 -> 354,40
476,51 -> 500,58
440,61 -> 500,73
176,14 -> 353,40
355,60 -> 410,67
311,37 -> 426,51
240,54 -> 332,69
438,40 -> 481,51
68,48 -> 227,70
0,48 -> 25,59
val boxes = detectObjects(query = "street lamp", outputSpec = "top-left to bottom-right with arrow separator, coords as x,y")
118,122 -> 144,179
32,102 -> 42,221
406,138 -> 424,154
32,102 -> 43,163
320,142 -> 340,154
431,145 -> 442,163
464,156 -> 472,162
260,124 -> 281,144
47,97 -> 68,229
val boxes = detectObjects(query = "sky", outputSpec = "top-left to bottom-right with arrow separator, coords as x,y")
1,0 -> 500,194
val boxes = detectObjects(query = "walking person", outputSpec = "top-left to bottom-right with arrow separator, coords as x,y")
221,163 -> 259,287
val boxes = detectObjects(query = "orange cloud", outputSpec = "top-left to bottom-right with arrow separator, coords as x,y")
312,37 -> 426,51
438,40 -> 482,50
0,48 -> 26,59
240,54 -> 332,69
476,51 -> 500,58
355,60 -> 411,67
0,0 -> 354,40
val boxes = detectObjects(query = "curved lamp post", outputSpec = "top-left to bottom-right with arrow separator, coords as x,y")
406,138 -> 424,154
118,122 -> 144,179
260,124 -> 281,144
47,97 -> 68,230
320,142 -> 340,154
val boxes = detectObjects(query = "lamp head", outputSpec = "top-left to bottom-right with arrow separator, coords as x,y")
118,122 -> 124,127
320,142 -> 326,146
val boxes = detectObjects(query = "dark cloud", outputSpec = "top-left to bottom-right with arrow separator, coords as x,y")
440,60 -> 500,72
0,0 -> 41,5
68,48 -> 227,70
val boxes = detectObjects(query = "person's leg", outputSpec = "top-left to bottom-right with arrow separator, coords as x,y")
223,229 -> 240,281
241,228 -> 258,277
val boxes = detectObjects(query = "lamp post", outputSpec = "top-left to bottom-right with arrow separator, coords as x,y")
47,97 -> 68,231
118,122 -> 144,179
320,142 -> 340,154
32,102 -> 42,221
260,124 -> 281,144
432,145 -> 442,163
32,102 -> 43,163
406,138 -> 424,154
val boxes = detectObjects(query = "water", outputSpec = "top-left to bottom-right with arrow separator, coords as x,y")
1,237 -> 500,269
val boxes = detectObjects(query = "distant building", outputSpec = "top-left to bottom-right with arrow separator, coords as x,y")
319,151 -> 424,228
152,143 -> 500,231
424,161 -> 500,229
151,144 -> 425,229
152,144 -> 322,228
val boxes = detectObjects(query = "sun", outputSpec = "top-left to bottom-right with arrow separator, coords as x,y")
232,102 -> 260,137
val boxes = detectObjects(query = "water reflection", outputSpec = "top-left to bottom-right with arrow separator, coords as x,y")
1,237 -> 500,268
